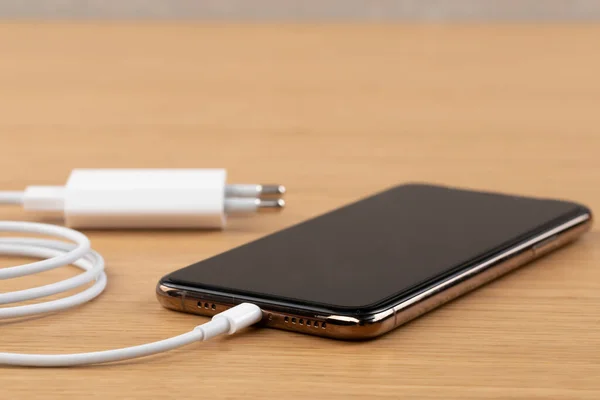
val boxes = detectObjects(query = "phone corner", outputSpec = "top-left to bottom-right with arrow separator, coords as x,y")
567,202 -> 593,231
321,308 -> 397,340
578,204 -> 593,221
155,281 -> 184,311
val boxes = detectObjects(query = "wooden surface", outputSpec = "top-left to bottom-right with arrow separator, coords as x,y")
1,24 -> 599,399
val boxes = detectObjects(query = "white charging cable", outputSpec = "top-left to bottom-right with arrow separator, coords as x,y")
0,169 -> 280,367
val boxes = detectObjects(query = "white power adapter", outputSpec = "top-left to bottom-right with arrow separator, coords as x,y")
14,168 -> 285,229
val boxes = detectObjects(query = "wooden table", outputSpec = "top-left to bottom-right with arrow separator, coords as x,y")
1,24 -> 599,399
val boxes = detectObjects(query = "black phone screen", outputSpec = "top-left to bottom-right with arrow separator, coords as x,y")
165,184 -> 584,312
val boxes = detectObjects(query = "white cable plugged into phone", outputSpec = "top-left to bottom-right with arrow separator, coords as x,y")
0,169 -> 281,367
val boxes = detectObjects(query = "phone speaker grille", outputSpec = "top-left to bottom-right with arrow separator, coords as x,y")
283,315 -> 326,329
197,302 -> 217,311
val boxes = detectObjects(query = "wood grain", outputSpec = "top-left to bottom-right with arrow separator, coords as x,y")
0,23 -> 599,399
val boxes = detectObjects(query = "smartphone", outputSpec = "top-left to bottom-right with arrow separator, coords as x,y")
157,184 -> 592,340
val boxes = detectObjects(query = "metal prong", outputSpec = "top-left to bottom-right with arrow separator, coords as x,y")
257,198 -> 285,212
224,198 -> 285,214
225,184 -> 286,199
257,184 -> 286,198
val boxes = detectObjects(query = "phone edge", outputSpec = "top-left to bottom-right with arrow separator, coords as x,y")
157,211 -> 592,340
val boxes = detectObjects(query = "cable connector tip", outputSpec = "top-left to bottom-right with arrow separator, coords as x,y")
212,303 -> 263,334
